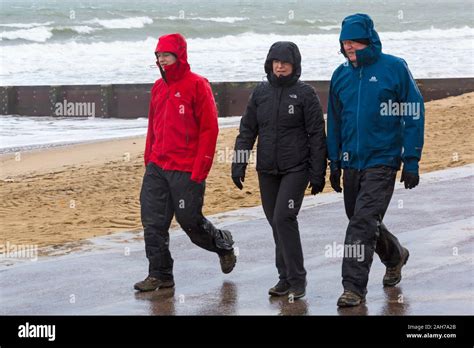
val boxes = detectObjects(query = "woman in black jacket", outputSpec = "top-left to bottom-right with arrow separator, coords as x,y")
232,41 -> 327,299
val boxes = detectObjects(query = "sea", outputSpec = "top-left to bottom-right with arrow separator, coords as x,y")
0,0 -> 472,151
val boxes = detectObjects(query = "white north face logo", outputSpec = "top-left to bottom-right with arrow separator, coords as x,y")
175,92 -> 181,97
369,76 -> 378,82
289,94 -> 297,99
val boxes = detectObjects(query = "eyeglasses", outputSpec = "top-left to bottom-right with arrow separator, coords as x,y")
155,52 -> 174,59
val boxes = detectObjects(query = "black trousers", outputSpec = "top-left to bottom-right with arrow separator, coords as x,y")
140,162 -> 234,280
342,165 -> 405,297
258,170 -> 309,288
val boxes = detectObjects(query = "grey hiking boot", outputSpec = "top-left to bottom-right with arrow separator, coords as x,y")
268,280 -> 291,296
134,276 -> 175,292
337,290 -> 366,307
219,249 -> 237,274
383,247 -> 410,287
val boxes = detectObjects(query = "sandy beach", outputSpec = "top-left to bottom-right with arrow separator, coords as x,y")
1,92 -> 473,249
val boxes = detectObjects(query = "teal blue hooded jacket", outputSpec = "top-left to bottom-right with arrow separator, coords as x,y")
327,13 -> 424,174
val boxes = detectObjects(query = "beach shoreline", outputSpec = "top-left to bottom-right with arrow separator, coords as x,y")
1,92 -> 473,251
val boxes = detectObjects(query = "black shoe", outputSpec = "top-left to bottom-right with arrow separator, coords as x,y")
383,247 -> 410,287
288,281 -> 306,300
337,290 -> 366,307
268,280 -> 291,296
134,276 -> 175,292
219,249 -> 236,274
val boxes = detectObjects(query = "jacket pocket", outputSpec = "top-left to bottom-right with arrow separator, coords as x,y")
378,88 -> 398,103
256,135 -> 274,171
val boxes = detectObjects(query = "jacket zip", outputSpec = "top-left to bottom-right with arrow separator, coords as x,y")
356,66 -> 363,170
162,87 -> 169,157
185,103 -> 189,145
274,87 -> 283,172
181,95 -> 189,145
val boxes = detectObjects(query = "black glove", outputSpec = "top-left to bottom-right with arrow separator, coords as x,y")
400,171 -> 419,189
330,168 -> 342,193
232,176 -> 244,190
308,181 -> 325,195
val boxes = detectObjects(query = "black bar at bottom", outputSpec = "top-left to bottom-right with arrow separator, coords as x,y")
0,315 -> 472,346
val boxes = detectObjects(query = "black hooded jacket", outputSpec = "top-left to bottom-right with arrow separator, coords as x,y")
232,41 -> 327,186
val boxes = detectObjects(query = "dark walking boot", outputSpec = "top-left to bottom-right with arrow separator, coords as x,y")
288,281 -> 307,300
383,247 -> 410,287
268,280 -> 291,296
219,249 -> 237,274
337,290 -> 366,307
134,276 -> 175,292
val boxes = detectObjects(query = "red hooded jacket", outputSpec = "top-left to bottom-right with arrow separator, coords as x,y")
144,33 -> 219,183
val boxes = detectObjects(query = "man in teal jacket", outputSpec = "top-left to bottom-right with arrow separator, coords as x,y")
327,14 -> 424,307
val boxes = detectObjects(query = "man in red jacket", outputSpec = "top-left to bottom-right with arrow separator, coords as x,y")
134,33 -> 236,292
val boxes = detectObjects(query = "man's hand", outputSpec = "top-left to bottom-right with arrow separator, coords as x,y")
330,168 -> 342,193
400,171 -> 419,189
308,181 -> 325,195
232,176 -> 245,190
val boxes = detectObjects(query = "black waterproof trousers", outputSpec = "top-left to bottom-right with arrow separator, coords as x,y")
258,169 -> 309,288
342,165 -> 405,297
140,162 -> 234,281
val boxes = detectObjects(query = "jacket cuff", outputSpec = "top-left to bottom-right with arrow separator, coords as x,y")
402,158 -> 419,174
190,172 -> 205,183
329,161 -> 341,172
